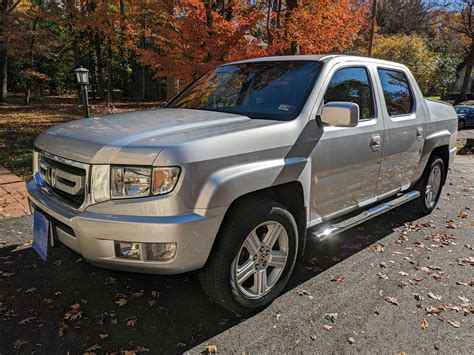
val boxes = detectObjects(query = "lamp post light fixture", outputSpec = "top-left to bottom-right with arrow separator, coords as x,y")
74,66 -> 91,118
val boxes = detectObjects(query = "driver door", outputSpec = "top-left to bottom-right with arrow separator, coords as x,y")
309,64 -> 384,224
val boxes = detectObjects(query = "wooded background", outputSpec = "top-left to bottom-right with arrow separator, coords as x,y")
1,0 -> 474,105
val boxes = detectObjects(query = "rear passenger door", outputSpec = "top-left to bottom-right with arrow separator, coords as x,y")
375,68 -> 425,197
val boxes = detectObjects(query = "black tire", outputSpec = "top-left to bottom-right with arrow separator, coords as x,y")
199,198 -> 298,314
411,156 -> 445,214
458,119 -> 466,130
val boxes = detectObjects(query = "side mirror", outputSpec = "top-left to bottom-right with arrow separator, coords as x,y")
320,102 -> 359,127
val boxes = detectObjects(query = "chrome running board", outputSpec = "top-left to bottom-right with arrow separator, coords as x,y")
310,190 -> 420,241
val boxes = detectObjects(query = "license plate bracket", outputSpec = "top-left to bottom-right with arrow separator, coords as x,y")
32,209 -> 50,261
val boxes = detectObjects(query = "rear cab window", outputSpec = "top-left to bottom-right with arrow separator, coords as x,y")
377,68 -> 414,117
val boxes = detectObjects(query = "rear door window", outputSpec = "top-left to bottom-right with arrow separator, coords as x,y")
377,69 -> 414,116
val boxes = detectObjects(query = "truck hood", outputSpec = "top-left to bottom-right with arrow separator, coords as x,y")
34,108 -> 276,165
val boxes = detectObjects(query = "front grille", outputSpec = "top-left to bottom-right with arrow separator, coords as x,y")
38,153 -> 87,208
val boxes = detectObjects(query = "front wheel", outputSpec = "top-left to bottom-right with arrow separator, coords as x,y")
200,198 -> 298,314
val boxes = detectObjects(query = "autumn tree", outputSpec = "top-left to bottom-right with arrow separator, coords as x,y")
0,0 -> 21,102
368,34 -> 437,94
451,0 -> 474,102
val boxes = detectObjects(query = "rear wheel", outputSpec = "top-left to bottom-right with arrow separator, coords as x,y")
200,198 -> 298,314
411,156 -> 445,214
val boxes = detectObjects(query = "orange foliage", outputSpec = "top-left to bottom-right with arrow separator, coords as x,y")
132,0 -> 368,83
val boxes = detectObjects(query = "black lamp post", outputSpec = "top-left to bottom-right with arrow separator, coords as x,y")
74,66 -> 91,118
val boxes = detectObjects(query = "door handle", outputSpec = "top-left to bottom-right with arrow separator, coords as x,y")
416,127 -> 423,141
370,135 -> 381,152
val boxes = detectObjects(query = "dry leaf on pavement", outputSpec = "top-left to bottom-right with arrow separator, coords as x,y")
324,313 -> 338,322
13,339 -> 28,350
323,325 -> 333,331
203,345 -> 218,353
427,292 -> 442,301
330,275 -> 344,283
385,297 -> 399,305
448,320 -> 461,328
18,317 -> 35,325
348,337 -> 355,344
420,319 -> 429,329
115,298 -> 128,307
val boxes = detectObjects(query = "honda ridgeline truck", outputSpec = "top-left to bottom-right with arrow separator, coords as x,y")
28,55 -> 458,314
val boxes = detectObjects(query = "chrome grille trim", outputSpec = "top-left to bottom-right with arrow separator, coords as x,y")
35,150 -> 90,210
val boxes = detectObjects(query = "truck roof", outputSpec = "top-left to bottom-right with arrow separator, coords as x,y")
226,55 -> 408,70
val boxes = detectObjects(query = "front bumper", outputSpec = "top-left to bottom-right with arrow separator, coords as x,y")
27,180 -> 226,274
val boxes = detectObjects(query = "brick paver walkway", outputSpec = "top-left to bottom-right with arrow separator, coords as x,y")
0,166 -> 30,218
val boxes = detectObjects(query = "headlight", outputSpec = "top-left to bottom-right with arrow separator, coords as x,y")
111,166 -> 180,199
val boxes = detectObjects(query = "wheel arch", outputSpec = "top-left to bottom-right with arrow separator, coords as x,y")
208,181 -> 307,262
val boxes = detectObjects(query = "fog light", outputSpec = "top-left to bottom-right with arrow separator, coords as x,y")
146,243 -> 177,261
115,242 -> 140,259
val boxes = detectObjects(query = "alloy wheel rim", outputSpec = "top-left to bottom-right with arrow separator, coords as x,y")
425,165 -> 442,209
232,221 -> 289,299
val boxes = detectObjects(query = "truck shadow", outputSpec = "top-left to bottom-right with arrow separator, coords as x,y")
0,206 -> 423,354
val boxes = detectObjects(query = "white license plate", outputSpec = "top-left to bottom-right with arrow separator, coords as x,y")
32,210 -> 50,261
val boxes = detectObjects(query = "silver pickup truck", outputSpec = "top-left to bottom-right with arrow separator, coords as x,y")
28,55 -> 457,314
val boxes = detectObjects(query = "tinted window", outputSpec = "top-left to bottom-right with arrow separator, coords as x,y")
324,67 -> 375,120
167,61 -> 323,121
378,69 -> 414,116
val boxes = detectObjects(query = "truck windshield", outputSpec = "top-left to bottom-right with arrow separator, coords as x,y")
167,61 -> 323,121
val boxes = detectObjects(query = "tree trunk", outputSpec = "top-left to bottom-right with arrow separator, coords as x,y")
141,65 -> 146,101
119,0 -> 129,98
95,34 -> 105,99
367,0 -> 378,57
166,77 -> 176,101
106,39 -> 112,107
0,47 -> 6,102
458,41 -> 474,104
284,0 -> 298,55
24,88 -> 31,105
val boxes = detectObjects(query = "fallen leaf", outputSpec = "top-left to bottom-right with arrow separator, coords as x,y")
151,290 -> 160,298
324,313 -> 338,323
413,294 -> 424,301
330,275 -> 344,283
310,335 -> 317,341
385,297 -> 399,306
13,339 -> 28,350
18,317 -> 35,325
427,292 -> 442,301
323,324 -> 333,331
24,288 -> 36,294
115,298 -> 128,307
348,337 -> 355,344
377,272 -> 389,280
85,344 -> 102,352
99,333 -> 109,339
420,319 -> 429,329
296,289 -> 311,296
399,271 -> 409,276
105,277 -> 117,285
126,318 -> 137,327
373,243 -> 384,254
448,320 -> 461,328
203,345 -> 218,353
64,303 -> 83,321
458,211 -> 469,219
132,290 -> 144,297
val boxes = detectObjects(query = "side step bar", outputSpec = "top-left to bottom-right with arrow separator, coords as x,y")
310,190 -> 420,241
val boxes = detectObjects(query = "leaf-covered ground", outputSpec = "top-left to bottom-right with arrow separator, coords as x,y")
0,155 -> 472,353
0,96 -> 163,180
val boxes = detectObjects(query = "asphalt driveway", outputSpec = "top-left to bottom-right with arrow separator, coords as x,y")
1,156 -> 473,354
